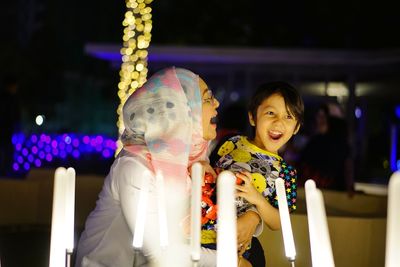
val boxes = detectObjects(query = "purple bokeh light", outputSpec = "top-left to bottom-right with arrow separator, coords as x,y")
12,133 -> 117,173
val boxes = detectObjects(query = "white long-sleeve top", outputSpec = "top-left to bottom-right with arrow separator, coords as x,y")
75,152 -> 216,267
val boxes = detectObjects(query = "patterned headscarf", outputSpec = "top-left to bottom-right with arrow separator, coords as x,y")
121,67 -> 209,182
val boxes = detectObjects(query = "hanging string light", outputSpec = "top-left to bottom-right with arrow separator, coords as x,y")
116,0 -> 153,153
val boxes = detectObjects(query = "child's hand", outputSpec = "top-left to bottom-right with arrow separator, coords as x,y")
235,171 -> 264,206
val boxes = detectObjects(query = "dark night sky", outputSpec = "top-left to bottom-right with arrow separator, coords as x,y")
151,0 -> 400,49
1,0 -> 399,92
0,0 -> 399,124
0,0 -> 399,74
0,0 -> 398,82
1,0 -> 400,51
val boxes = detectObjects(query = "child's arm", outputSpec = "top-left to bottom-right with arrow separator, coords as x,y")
236,171 -> 281,231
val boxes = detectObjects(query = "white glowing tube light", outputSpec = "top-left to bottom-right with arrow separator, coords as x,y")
65,168 -> 76,253
49,167 -> 76,267
305,179 -> 335,267
275,177 -> 296,261
132,170 -> 150,249
190,162 -> 203,262
156,171 -> 169,248
217,171 -> 237,267
385,171 -> 400,267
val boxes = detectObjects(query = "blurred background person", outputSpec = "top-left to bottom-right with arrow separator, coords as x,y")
298,102 -> 354,194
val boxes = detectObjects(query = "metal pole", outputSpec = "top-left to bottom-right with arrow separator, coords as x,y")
133,249 -> 139,267
133,249 -> 148,267
65,251 -> 72,267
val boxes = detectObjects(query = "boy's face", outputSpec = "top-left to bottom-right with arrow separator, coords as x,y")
248,93 -> 299,154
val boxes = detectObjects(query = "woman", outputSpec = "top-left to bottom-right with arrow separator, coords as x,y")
75,67 -> 220,267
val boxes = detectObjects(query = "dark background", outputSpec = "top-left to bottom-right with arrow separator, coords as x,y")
1,0 -> 399,177
1,0 -> 399,113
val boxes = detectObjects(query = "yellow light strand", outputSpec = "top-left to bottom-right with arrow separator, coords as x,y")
116,0 -> 153,154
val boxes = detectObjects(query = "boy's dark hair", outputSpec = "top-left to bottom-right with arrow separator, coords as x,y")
248,81 -> 304,128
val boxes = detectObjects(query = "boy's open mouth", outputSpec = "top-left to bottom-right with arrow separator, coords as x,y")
269,130 -> 283,140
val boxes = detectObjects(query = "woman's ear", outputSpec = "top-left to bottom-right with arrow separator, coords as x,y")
294,124 -> 300,135
248,112 -> 255,127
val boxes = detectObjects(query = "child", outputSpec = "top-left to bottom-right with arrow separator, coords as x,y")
202,81 -> 304,267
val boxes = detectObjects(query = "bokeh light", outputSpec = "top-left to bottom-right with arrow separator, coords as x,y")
11,133 -> 118,174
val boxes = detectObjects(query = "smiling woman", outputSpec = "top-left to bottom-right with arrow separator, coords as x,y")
74,66 -> 220,267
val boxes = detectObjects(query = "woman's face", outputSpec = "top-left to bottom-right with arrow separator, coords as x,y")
199,78 -> 219,140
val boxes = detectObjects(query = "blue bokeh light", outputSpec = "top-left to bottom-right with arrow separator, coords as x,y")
12,133 -> 117,174
395,105 -> 400,119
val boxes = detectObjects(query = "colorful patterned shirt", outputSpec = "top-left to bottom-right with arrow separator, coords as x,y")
201,135 -> 297,244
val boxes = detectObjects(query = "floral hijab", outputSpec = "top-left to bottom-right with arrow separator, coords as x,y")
121,67 -> 209,182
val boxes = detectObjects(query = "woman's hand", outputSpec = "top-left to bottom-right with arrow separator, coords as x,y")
235,171 -> 264,206
189,161 -> 217,185
198,161 -> 217,182
237,210 -> 260,256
